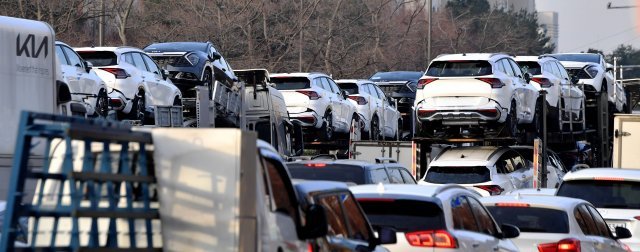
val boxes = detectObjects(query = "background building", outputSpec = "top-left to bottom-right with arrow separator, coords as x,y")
538,11 -> 559,53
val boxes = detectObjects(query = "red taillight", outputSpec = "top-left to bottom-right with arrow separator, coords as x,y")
296,90 -> 321,100
634,216 -> 640,221
538,238 -> 581,252
476,78 -> 505,88
296,115 -> 317,125
495,202 -> 530,207
474,185 -> 504,195
305,163 -> 326,168
405,230 -> 457,248
101,68 -> 130,79
348,95 -> 368,105
417,109 -> 436,118
593,176 -> 625,181
478,108 -> 499,118
110,98 -> 124,109
532,77 -> 554,88
307,242 -> 314,252
417,78 -> 438,89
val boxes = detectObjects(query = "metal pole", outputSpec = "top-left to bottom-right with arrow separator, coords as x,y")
427,0 -> 432,63
540,90 -> 548,188
299,0 -> 303,72
98,0 -> 104,46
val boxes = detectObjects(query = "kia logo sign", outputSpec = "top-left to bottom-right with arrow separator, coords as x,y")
16,34 -> 49,58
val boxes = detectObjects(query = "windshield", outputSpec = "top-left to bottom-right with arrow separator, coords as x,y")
144,42 -> 208,52
426,61 -> 493,77
486,206 -> 569,233
271,77 -> 311,90
358,199 -> 445,232
287,163 -> 365,185
517,61 -> 542,75
556,180 -> 640,209
370,71 -> 423,82
77,51 -> 118,66
550,54 -> 600,64
337,83 -> 359,95
424,166 -> 490,184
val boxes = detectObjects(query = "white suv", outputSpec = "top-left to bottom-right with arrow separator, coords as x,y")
351,184 -> 520,252
270,72 -> 357,140
415,53 -> 540,138
55,41 -> 109,117
556,168 -> 640,251
336,79 -> 400,140
515,56 -> 585,130
75,47 -> 182,123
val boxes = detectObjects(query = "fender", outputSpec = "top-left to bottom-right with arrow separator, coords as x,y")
56,80 -> 72,104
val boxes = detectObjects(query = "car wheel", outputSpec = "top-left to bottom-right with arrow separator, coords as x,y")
322,111 -> 334,141
94,89 -> 109,118
203,69 -> 213,100
371,116 -> 381,141
503,101 -> 519,138
133,90 -> 147,123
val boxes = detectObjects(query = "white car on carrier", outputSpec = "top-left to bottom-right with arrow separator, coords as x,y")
75,46 -> 182,124
270,72 -> 358,140
336,79 -> 400,140
415,53 -> 540,138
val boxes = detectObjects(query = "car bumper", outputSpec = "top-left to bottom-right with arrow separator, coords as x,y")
289,110 -> 322,128
415,99 -> 506,125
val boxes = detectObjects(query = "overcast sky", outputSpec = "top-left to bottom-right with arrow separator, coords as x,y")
536,0 -> 639,54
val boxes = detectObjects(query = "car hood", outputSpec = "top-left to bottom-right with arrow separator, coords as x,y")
559,61 -> 594,69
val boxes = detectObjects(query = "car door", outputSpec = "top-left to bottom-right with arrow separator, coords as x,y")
365,84 -> 383,130
360,84 -> 376,121
320,78 -> 343,129
375,85 -> 396,137
328,78 -> 351,130
385,167 -> 404,184
450,195 -> 499,251
574,204 -> 610,252
315,193 -> 369,251
55,45 -> 79,95
585,205 -> 627,252
467,196 -> 518,251
509,59 -> 537,122
130,52 -> 153,104
142,53 -> 174,106
499,59 -> 524,121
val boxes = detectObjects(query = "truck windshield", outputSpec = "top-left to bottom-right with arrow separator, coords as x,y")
549,54 -> 600,64
517,61 -> 541,75
424,166 -> 491,184
486,206 -> 569,233
271,77 -> 310,90
556,180 -> 640,209
426,61 -> 493,77
77,51 -> 118,66
337,83 -> 359,95
287,164 -> 365,185
369,71 -> 423,82
357,199 -> 445,231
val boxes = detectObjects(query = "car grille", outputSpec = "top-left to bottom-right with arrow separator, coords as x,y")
378,85 -> 403,94
151,56 -> 191,69
566,68 -> 592,79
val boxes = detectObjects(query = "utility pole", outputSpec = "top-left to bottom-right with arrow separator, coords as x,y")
427,0 -> 432,63
98,0 -> 104,46
299,0 -> 303,72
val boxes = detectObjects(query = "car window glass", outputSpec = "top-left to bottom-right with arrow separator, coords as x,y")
320,78 -> 332,91
365,85 -> 375,98
375,86 -> 386,100
399,168 -> 416,184
495,60 -> 506,73
511,154 -> 526,171
574,206 -> 592,235
124,53 -> 134,65
497,152 -> 516,173
555,62 -> 570,79
501,59 -> 515,76
508,59 -> 523,77
131,53 -> 148,71
55,46 -> 69,65
369,168 -> 390,184
63,46 -> 83,68
587,205 -> 612,237
317,194 -> 349,237
578,205 -> 599,236
340,193 -> 372,241
551,62 -> 563,78
549,153 -> 567,172
387,168 -> 404,184
263,157 -> 297,220
451,195 -> 480,232
328,79 -> 341,95
467,196 -> 499,236
142,54 -> 161,76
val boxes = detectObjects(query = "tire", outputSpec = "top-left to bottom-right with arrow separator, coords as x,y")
370,116 -> 381,141
349,116 -> 362,142
502,101 -> 519,138
133,90 -> 146,122
203,69 -> 213,100
94,89 -> 109,118
322,111 -> 334,141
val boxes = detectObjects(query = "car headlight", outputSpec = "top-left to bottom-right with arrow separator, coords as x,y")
185,53 -> 199,66
586,65 -> 599,78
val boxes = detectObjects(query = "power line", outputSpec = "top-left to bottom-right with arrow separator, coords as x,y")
566,25 -> 638,51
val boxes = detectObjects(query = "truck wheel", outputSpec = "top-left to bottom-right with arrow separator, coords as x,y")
322,111 -> 334,141
502,101 -> 519,138
370,116 -> 381,141
204,69 -> 213,100
94,89 -> 109,118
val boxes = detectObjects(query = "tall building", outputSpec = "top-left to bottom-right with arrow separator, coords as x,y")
538,11 -> 559,53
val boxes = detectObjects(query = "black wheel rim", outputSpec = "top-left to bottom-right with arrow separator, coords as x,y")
509,105 -> 518,137
95,91 -> 108,117
137,93 -> 145,121
326,113 -> 333,139
372,118 -> 379,140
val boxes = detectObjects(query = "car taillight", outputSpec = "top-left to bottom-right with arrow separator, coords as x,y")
110,98 -> 124,110
495,202 -> 530,207
348,95 -> 368,105
474,185 -> 504,195
405,230 -> 457,248
101,68 -> 130,79
532,77 -> 554,88
538,238 -> 581,252
476,78 -> 505,88
478,108 -> 499,118
634,216 -> 640,221
297,115 -> 316,125
296,90 -> 321,100
417,78 -> 438,89
307,242 -> 315,252
305,163 -> 326,168
417,109 -> 436,118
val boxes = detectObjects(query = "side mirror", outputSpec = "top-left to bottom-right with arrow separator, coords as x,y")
499,224 -> 520,239
523,72 -> 531,84
369,226 -> 396,250
84,61 -> 93,73
570,74 -> 580,85
162,69 -> 170,80
615,226 -> 632,240
209,51 -> 222,61
300,204 -> 328,239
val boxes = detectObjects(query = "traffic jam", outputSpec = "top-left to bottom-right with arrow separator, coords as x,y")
2,1 -> 640,252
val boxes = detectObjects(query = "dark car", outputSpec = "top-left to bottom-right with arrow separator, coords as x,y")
286,159 -> 416,185
143,41 -> 237,98
369,71 -> 423,139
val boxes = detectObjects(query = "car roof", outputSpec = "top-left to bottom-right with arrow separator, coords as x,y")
480,194 -> 588,211
292,180 -> 350,196
562,168 -> 640,182
350,184 -> 473,202
431,146 -> 506,165
433,53 -> 510,62
335,79 -> 374,85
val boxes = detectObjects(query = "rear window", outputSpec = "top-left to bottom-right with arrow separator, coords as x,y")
517,61 -> 542,75
337,83 -> 359,95
271,77 -> 310,90
287,163 -> 365,185
369,71 -> 423,82
486,206 -> 569,233
557,180 -> 640,209
77,51 -> 118,66
358,199 -> 445,231
426,61 -> 493,77
424,166 -> 490,184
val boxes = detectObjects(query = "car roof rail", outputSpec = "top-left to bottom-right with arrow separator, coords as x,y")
311,154 -> 337,161
433,184 -> 474,196
375,157 -> 397,164
491,52 -> 515,58
538,54 -> 558,60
